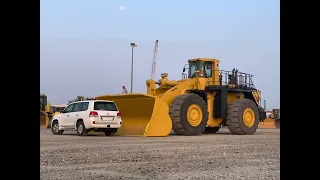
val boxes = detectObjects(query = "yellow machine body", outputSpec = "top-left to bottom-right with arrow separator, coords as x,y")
97,58 -> 265,137
40,93 -> 63,128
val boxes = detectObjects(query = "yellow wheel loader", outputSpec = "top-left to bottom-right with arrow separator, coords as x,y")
97,58 -> 267,137
40,93 -> 62,128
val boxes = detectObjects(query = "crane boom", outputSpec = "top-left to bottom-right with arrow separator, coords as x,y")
151,40 -> 159,80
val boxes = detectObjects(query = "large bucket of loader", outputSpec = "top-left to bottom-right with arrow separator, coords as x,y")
97,94 -> 172,137
258,118 -> 276,129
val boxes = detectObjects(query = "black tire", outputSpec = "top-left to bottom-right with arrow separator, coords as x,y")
104,131 -> 115,136
169,94 -> 208,136
226,99 -> 259,135
76,121 -> 88,136
204,127 -> 220,134
51,120 -> 64,135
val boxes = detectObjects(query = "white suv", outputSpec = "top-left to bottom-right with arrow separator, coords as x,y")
51,100 -> 122,136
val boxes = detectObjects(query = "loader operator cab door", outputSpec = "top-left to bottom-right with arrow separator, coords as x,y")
204,63 -> 212,78
189,61 -> 212,78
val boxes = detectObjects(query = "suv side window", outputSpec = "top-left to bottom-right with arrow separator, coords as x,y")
63,104 -> 75,113
81,102 -> 89,111
73,103 -> 82,112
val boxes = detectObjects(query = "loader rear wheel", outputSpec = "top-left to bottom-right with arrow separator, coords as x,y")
169,94 -> 208,136
226,99 -> 259,135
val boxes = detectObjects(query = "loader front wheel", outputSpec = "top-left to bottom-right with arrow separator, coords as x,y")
169,94 -> 208,136
226,99 -> 259,135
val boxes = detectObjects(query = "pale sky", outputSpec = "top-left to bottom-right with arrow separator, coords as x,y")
40,0 -> 280,109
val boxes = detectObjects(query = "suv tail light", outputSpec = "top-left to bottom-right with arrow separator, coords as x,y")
89,111 -> 99,117
117,112 -> 121,118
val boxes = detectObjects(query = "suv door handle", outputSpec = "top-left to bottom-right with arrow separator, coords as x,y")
67,115 -> 69,117
76,114 -> 78,116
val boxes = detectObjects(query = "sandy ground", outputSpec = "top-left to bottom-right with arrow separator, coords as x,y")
40,128 -> 280,180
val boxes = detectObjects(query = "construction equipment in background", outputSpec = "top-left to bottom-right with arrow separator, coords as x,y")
258,111 -> 276,129
122,86 -> 128,94
271,108 -> 280,128
97,58 -> 267,137
40,93 -> 62,128
150,40 -> 159,80
258,100 -> 276,129
258,108 -> 280,129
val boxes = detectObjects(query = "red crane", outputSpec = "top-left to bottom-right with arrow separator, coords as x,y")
151,40 -> 159,80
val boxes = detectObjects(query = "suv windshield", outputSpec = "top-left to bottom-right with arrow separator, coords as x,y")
94,101 -> 118,111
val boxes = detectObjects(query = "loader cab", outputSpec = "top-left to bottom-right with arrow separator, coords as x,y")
186,59 -> 216,79
40,94 -> 47,112
189,61 -> 211,78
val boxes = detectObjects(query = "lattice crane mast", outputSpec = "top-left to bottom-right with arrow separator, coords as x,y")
151,40 -> 159,80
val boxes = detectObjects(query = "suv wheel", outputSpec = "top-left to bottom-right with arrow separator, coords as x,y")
51,121 -> 64,135
76,121 -> 88,136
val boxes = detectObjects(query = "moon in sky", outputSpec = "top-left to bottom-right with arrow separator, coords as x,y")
120,6 -> 124,11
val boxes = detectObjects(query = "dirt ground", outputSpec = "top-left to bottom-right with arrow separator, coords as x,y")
40,128 -> 280,180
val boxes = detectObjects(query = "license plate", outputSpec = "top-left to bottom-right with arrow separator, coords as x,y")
102,116 -> 114,121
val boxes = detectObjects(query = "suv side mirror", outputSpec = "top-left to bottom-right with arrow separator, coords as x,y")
183,68 -> 185,72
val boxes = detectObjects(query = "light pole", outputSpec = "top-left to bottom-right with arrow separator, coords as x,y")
130,42 -> 137,93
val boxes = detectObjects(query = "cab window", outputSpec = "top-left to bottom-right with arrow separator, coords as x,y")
189,61 -> 200,78
188,61 -> 212,78
203,62 -> 212,78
